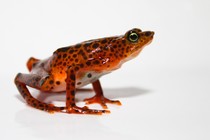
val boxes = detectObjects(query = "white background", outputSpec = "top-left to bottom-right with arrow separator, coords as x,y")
0,0 -> 210,140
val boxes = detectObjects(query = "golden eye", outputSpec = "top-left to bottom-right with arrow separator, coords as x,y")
128,32 -> 139,42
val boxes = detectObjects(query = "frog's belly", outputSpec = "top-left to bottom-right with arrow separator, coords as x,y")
51,71 -> 109,92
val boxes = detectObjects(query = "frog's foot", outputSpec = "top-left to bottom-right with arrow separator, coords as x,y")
27,100 -> 65,114
84,96 -> 122,109
44,104 -> 65,114
66,106 -> 110,115
23,97 -> 65,114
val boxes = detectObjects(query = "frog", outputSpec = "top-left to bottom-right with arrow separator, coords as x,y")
14,28 -> 154,115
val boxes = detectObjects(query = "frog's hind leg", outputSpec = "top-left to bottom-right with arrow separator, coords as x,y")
84,80 -> 122,109
14,73 -> 65,113
27,57 -> 40,71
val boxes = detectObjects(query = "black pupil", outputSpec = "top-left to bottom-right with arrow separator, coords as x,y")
129,33 -> 138,42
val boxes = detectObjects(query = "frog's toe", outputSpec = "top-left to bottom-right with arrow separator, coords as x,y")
104,98 -> 122,106
84,96 -> 107,109
84,96 -> 121,109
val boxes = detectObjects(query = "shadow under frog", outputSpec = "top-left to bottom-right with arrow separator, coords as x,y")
16,87 -> 151,107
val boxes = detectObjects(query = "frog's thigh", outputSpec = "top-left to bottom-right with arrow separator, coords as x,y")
15,72 -> 52,90
14,73 -> 43,89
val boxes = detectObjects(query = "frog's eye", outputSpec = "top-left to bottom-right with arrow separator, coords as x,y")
128,32 -> 139,43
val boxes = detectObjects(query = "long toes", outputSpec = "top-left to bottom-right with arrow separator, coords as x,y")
85,98 -> 108,109
105,99 -> 122,105
111,101 -> 122,105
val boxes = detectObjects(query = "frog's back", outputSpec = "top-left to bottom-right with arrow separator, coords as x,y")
50,37 -> 118,72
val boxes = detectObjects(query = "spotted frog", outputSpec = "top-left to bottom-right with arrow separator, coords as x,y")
15,28 -> 154,115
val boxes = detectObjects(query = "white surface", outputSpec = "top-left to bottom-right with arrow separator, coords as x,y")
0,0 -> 210,140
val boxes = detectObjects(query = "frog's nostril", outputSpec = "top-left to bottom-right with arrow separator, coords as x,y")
145,31 -> 154,37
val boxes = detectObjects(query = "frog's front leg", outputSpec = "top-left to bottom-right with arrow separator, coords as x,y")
14,73 -> 65,113
84,80 -> 122,109
66,66 -> 110,114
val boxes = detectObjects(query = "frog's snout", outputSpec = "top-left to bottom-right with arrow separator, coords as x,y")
144,31 -> 155,37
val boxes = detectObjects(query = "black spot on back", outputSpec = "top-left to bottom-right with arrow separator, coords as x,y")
75,59 -> 79,62
57,47 -> 69,52
122,39 -> 126,44
86,61 -> 91,66
75,44 -> 81,48
93,60 -> 100,65
73,54 -> 77,58
80,64 -> 84,68
92,43 -> 99,49
58,55 -> 61,59
63,54 -> 67,58
69,49 -> 75,53
78,50 -> 84,55
101,39 -> 107,44
111,48 -> 114,52
84,42 -> 92,47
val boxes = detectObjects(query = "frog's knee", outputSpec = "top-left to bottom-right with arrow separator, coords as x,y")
14,73 -> 22,83
39,75 -> 50,87
27,57 -> 40,72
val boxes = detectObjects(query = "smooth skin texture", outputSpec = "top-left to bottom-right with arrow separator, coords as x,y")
14,28 -> 154,115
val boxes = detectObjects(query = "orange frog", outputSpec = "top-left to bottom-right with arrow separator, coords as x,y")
14,28 -> 154,115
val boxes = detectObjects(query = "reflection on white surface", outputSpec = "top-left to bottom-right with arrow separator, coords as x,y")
15,109 -> 127,140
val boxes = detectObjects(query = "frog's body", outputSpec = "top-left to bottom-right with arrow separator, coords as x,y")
15,28 -> 154,114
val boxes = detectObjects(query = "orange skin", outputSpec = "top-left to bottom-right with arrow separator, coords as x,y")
14,28 -> 154,115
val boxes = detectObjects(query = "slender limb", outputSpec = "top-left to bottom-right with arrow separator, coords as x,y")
14,73 -> 65,113
84,80 -> 122,109
65,66 -> 110,114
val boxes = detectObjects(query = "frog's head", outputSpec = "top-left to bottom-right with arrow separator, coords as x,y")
77,28 -> 154,71
117,28 -> 154,62
106,28 -> 154,65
